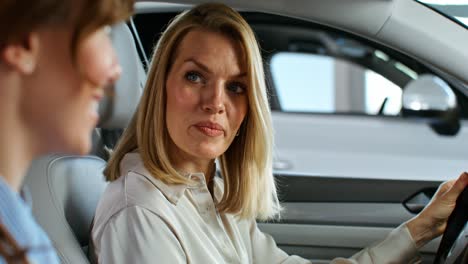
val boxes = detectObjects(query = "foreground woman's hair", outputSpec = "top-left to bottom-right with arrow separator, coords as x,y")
104,3 -> 281,220
0,0 -> 133,53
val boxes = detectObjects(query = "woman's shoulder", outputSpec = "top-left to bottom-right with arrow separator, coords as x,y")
93,153 -> 174,230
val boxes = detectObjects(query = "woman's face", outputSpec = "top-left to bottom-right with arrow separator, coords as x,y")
22,25 -> 121,155
165,29 -> 248,164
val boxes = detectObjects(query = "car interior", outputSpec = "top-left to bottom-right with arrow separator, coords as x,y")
23,1 -> 467,264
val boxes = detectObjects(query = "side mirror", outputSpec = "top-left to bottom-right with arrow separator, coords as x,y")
402,74 -> 460,136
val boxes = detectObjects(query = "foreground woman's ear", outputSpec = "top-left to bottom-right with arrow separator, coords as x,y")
1,32 -> 40,74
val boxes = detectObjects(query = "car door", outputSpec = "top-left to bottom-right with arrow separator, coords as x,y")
259,175 -> 442,263
131,3 -> 467,263
247,11 -> 467,264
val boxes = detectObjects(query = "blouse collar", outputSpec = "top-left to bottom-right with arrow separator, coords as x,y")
120,152 -> 224,205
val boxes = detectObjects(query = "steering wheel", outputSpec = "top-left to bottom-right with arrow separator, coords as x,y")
433,187 -> 468,264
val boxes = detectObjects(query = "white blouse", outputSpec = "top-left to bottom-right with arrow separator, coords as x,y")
91,152 -> 421,264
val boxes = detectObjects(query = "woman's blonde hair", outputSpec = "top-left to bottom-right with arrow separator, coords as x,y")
105,3 -> 280,220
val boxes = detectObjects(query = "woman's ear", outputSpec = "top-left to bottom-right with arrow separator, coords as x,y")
1,32 -> 40,74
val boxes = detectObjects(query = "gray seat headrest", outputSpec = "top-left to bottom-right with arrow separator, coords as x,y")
24,155 -> 107,264
98,22 -> 146,129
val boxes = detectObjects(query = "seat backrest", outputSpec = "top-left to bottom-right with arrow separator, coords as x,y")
23,22 -> 145,264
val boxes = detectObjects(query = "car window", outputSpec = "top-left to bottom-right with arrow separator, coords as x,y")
271,52 -> 402,115
131,11 -> 468,120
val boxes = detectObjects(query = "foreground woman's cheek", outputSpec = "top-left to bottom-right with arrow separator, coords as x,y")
77,29 -> 120,87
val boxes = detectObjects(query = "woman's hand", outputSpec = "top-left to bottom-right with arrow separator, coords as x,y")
406,172 -> 468,248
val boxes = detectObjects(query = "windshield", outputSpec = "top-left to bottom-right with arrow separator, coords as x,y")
416,0 -> 468,27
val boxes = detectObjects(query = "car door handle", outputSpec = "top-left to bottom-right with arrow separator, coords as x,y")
403,188 -> 437,214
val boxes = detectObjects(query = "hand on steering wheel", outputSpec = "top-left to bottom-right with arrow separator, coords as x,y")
433,186 -> 467,264
406,172 -> 468,248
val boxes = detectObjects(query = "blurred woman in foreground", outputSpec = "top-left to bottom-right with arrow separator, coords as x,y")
0,0 -> 133,262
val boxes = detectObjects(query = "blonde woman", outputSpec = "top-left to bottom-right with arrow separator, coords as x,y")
0,0 -> 133,263
91,3 -> 467,264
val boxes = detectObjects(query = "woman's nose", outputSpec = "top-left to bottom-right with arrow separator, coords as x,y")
202,81 -> 225,114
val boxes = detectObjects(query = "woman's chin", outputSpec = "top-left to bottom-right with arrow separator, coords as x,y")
195,146 -> 224,160
58,134 -> 92,156
74,136 -> 92,155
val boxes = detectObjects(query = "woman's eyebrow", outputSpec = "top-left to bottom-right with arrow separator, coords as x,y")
183,57 -> 247,78
184,58 -> 213,74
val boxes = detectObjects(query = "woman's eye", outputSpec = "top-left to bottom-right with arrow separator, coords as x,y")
185,71 -> 203,83
227,82 -> 246,94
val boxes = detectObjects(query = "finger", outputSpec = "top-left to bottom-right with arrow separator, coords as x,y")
443,172 -> 468,202
435,180 -> 455,198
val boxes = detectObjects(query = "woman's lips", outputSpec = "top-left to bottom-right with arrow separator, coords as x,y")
194,122 -> 224,137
